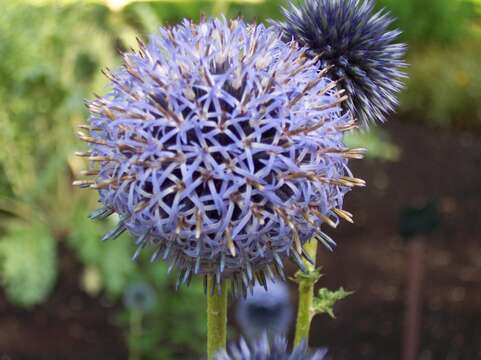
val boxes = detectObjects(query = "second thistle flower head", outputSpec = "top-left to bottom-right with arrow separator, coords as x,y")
216,335 -> 327,360
75,17 -> 364,293
123,282 -> 156,312
236,280 -> 292,337
278,0 -> 407,126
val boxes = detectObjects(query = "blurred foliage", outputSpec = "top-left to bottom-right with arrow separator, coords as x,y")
120,264 -> 206,359
376,0 -> 481,130
0,1 -> 115,304
68,206 -> 135,296
377,0 -> 474,45
345,129 -> 400,161
473,0 -> 481,15
0,221 -> 57,306
401,41 -> 481,130
1,0 -> 481,358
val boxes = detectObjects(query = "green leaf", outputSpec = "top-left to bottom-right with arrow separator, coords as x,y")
313,287 -> 353,319
0,221 -> 57,307
68,206 -> 134,297
68,204 -> 106,265
101,237 -> 135,295
345,128 -> 400,162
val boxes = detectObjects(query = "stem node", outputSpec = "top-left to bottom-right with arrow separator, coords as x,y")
293,239 -> 318,347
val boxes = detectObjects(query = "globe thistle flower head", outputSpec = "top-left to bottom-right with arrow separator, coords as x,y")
277,0 -> 407,126
74,17 -> 365,294
123,282 -> 156,312
215,335 -> 327,360
236,280 -> 292,338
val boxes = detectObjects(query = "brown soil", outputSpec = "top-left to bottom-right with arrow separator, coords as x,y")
312,120 -> 481,360
0,245 -> 127,359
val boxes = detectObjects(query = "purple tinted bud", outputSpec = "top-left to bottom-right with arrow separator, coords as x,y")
75,17 -> 363,293
123,282 -> 156,312
236,280 -> 292,338
276,0 -> 407,126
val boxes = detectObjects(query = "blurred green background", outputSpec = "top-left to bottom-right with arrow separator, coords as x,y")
1,0 -> 481,359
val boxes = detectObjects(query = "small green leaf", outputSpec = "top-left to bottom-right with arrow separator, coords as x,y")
0,221 -> 57,307
313,287 -> 353,319
101,238 -> 135,296
345,129 -> 400,161
68,206 -> 134,297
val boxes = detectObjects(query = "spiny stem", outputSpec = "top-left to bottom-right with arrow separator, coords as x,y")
207,276 -> 228,360
294,239 -> 318,347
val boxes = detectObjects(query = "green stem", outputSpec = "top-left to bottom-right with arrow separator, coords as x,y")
294,239 -> 318,347
129,310 -> 143,360
207,276 -> 228,360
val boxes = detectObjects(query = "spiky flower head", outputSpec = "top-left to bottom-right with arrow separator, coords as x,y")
123,282 -> 156,312
215,335 -> 327,360
236,280 -> 292,338
277,0 -> 407,126
75,17 -> 365,294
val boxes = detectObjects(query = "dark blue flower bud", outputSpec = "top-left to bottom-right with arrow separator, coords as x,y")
216,335 -> 327,360
236,280 -> 292,338
277,0 -> 407,126
123,282 -> 156,312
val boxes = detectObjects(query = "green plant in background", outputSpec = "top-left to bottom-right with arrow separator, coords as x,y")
0,1 -> 119,305
377,0 -> 481,130
123,282 -> 157,360
345,129 -> 401,162
119,274 -> 206,360
68,204 -> 135,296
0,2 -> 206,358
377,0 -> 472,44
0,221 -> 57,306
472,0 -> 481,17
401,42 -> 481,129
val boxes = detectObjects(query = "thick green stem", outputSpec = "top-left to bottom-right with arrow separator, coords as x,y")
207,276 -> 228,360
294,239 -> 318,347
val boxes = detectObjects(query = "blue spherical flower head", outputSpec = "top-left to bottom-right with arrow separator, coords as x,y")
75,17 -> 365,294
277,0 -> 407,126
236,280 -> 292,338
216,335 -> 327,360
123,282 -> 156,312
